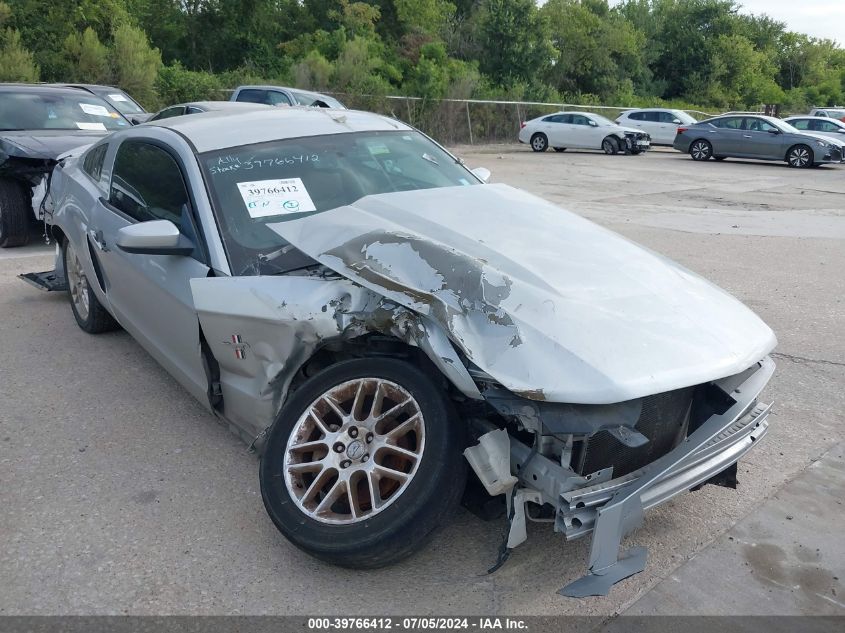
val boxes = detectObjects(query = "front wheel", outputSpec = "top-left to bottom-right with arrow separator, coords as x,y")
786,144 -> 813,168
689,139 -> 712,161
602,136 -> 619,155
64,240 -> 118,333
260,357 -> 466,568
530,133 -> 548,152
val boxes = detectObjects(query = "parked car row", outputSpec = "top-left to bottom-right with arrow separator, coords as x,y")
0,82 -> 343,247
519,106 -> 845,170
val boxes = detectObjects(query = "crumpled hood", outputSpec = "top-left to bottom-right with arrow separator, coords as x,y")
269,184 -> 776,404
0,130 -> 106,160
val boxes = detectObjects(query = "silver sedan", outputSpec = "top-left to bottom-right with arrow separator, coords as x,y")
31,108 -> 776,597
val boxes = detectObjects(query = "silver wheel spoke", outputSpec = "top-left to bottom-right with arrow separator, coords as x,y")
283,378 -> 425,524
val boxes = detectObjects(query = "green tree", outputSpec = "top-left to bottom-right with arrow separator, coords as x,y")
63,26 -> 110,84
0,2 -> 38,82
477,0 -> 554,86
112,23 -> 162,107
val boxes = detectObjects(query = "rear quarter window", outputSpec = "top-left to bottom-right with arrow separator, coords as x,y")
82,144 -> 108,182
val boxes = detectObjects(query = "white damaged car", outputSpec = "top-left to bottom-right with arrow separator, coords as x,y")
26,108 -> 775,597
518,111 -> 651,155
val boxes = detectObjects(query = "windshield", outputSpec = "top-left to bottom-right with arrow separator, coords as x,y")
201,130 -> 479,275
101,91 -> 145,115
776,120 -> 800,134
0,91 -> 130,131
289,90 -> 345,109
589,114 -> 616,126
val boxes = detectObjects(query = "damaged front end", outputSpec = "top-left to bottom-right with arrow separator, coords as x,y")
465,357 -> 773,596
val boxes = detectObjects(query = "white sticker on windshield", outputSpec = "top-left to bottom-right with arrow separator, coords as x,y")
237,178 -> 316,218
76,121 -> 106,131
108,93 -> 128,102
79,103 -> 111,116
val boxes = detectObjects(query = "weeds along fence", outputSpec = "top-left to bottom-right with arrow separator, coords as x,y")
322,93 -> 716,145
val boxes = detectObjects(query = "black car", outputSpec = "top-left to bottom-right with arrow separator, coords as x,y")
0,84 -> 132,246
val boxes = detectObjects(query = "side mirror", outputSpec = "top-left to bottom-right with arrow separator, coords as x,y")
471,167 -> 491,183
767,128 -> 781,134
589,120 -> 598,127
116,220 -> 194,256
672,119 -> 681,125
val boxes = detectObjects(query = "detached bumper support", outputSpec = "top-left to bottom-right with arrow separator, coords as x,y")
559,356 -> 775,597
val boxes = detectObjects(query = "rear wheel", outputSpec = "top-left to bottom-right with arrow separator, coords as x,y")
602,136 -> 619,155
530,133 -> 548,152
786,144 -> 813,168
0,178 -> 31,248
689,139 -> 712,161
260,358 -> 466,568
64,240 -> 118,334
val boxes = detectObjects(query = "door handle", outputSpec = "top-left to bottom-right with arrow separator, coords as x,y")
88,229 -> 109,252
743,134 -> 752,138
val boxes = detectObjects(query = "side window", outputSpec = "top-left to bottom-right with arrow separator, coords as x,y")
627,112 -> 644,121
819,121 -> 841,132
791,119 -> 810,130
642,112 -> 660,122
658,111 -> 678,123
236,89 -> 291,106
816,111 -> 829,118
719,117 -> 743,129
541,115 -> 557,122
571,115 -> 590,126
82,144 -> 108,181
151,106 -> 185,121
109,141 -> 189,227
185,106 -> 205,115
558,114 -> 573,123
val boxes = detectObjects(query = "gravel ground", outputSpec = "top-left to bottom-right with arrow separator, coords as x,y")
1,145 -> 843,616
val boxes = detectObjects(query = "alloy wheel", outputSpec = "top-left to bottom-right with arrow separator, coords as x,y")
283,378 -> 425,525
691,141 -> 711,160
66,243 -> 90,321
789,147 -> 810,167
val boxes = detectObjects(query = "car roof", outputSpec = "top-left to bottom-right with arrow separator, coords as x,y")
0,83 -> 101,97
787,115 -> 845,121
622,107 -> 681,112
164,101 -> 269,111
149,107 -> 411,153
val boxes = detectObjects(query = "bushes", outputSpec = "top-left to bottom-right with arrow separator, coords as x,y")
156,63 -> 224,107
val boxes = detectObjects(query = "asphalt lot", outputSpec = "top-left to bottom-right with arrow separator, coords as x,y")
2,146 -> 844,616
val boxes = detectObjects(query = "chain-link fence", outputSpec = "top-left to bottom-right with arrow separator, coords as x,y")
322,93 -> 716,145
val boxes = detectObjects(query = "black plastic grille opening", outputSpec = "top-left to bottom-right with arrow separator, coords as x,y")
578,387 -> 695,478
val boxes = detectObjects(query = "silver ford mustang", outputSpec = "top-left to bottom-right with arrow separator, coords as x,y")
29,108 -> 776,596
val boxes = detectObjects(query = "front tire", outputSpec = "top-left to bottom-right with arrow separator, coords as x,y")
602,136 -> 619,155
786,144 -> 813,168
530,133 -> 548,152
0,178 -> 31,248
260,357 -> 466,568
64,240 -> 118,334
690,139 -> 712,161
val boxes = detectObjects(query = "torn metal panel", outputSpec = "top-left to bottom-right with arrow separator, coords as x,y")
558,357 -> 774,597
268,183 -> 777,405
190,272 -> 479,439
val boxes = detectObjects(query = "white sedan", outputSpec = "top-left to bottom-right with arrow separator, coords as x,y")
784,116 -> 845,146
518,111 -> 651,155
616,108 -> 698,145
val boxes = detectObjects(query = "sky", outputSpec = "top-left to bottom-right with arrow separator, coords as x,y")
736,0 -> 844,43
598,1 -> 845,43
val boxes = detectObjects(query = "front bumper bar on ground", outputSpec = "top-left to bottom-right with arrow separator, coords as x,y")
558,356 -> 775,597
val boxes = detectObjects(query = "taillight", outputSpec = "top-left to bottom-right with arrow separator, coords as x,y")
520,121 -> 526,128
677,127 -> 687,134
